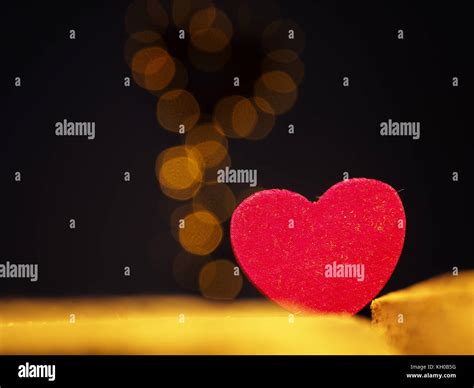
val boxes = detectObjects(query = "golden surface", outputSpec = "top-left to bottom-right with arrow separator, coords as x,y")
0,297 -> 396,355
371,270 -> 474,355
2,272 -> 471,355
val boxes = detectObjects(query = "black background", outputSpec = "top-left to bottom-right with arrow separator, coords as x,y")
0,0 -> 471,315
0,356 -> 472,386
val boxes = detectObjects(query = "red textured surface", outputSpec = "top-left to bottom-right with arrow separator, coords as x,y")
230,178 -> 406,314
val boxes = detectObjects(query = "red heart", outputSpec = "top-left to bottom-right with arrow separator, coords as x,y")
230,178 -> 406,314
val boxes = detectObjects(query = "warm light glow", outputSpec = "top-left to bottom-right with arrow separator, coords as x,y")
243,98 -> 276,140
202,153 -> 232,184
125,0 -> 169,35
232,98 -> 258,137
193,183 -> 236,222
172,0 -> 214,29
0,296 -> 400,355
263,49 -> 305,85
191,28 -> 229,53
195,141 -> 228,169
160,157 -> 201,190
131,47 -> 176,92
156,89 -> 200,133
261,70 -> 296,94
199,260 -> 243,300
254,71 -> 297,115
185,123 -> 229,169
124,31 -> 166,68
214,95 -> 258,138
178,210 -> 223,255
189,7 -> 233,53
189,6 -> 218,33
159,57 -> 190,94
155,146 -> 204,200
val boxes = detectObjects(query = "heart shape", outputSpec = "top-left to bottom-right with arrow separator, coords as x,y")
230,178 -> 406,314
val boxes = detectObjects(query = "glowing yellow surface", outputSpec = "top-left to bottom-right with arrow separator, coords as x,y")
371,270 -> 474,355
0,297 -> 396,355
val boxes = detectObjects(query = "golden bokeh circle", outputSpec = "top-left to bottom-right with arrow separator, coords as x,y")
124,31 -> 166,68
186,123 -> 228,162
189,7 -> 233,53
172,0 -> 215,29
185,123 -> 229,173
214,95 -> 258,138
191,27 -> 230,53
254,71 -> 297,115
199,259 -> 243,300
159,157 -> 201,191
156,89 -> 200,133
170,203 -> 194,242
245,97 -> 276,140
263,49 -> 305,85
232,98 -> 258,138
178,210 -> 223,255
131,46 -> 176,92
202,153 -> 232,184
193,183 -> 236,223
155,146 -> 204,200
125,0 -> 169,35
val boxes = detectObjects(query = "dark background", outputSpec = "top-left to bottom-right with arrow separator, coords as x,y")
0,1 -> 471,315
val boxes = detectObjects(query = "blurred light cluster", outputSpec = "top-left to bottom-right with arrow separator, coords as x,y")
124,0 -> 304,300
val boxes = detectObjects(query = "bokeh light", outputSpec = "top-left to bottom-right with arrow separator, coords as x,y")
123,1 -> 307,304
232,98 -> 258,137
154,57 -> 190,95
199,259 -> 243,300
131,46 -> 176,92
178,210 -> 223,255
202,153 -> 232,184
185,123 -> 229,169
245,97 -> 276,140
189,7 -> 233,53
144,57 -> 190,96
155,146 -> 204,200
170,203 -> 194,242
262,49 -> 305,85
124,31 -> 166,68
172,0 -> 214,29
213,95 -> 258,138
125,0 -> 169,35
156,89 -> 200,133
193,183 -> 236,223
254,71 -> 298,115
